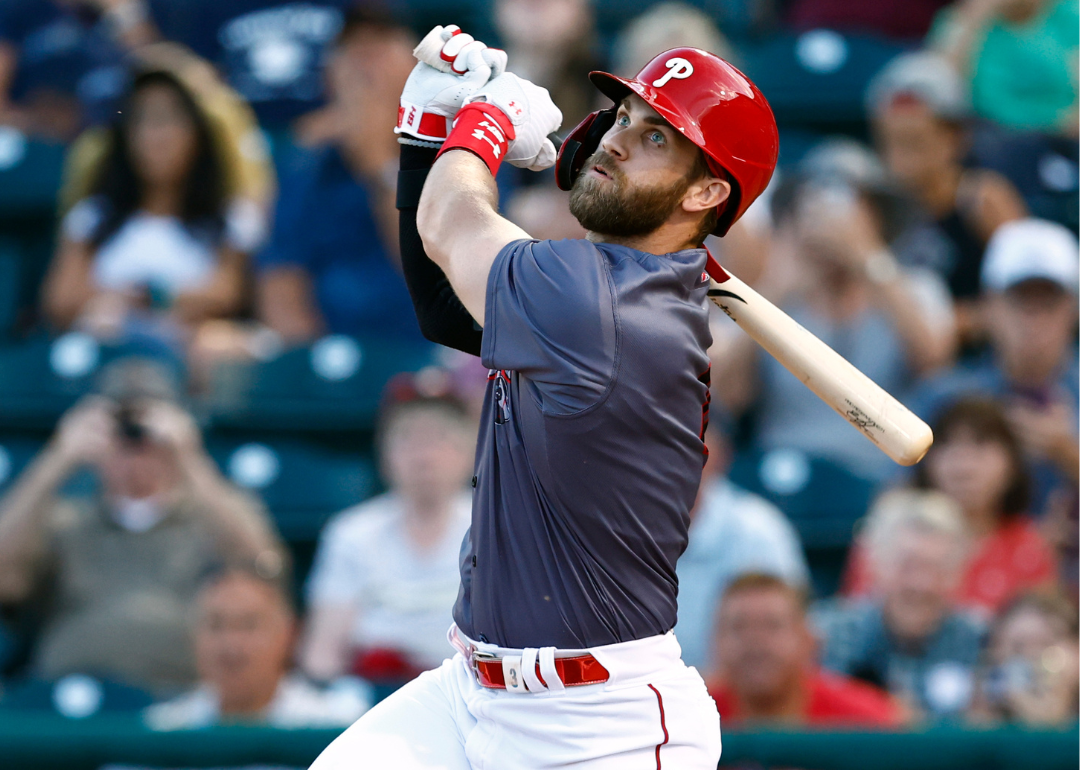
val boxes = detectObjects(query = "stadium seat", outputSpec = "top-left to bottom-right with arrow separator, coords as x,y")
204,335 -> 439,433
0,335 -> 184,431
206,436 -> 379,541
739,32 -> 911,127
0,131 -> 65,220
0,676 -> 154,717
970,124 -> 1079,234
0,239 -> 20,336
0,435 -> 47,497
727,447 -> 876,549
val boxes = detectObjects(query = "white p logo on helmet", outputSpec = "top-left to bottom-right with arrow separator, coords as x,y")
652,58 -> 694,88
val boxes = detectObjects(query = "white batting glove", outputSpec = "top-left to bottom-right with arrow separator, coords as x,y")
397,25 -> 507,144
466,73 -> 563,171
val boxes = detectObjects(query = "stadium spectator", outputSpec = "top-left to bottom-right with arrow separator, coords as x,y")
0,358 -> 282,694
494,0 -> 603,128
300,371 -> 474,685
969,592 -> 1079,726
145,567 -> 369,730
930,0 -> 1079,136
787,0 -> 952,40
912,218 -> 1079,516
866,51 -> 1027,342
255,8 -> 422,345
813,490 -> 986,719
612,2 -> 736,78
97,0 -> 357,128
844,398 -> 1057,616
674,426 -> 809,672
42,63 -> 266,353
711,143 -> 955,484
1041,488 -> 1078,605
0,0 -> 128,140
707,573 -> 904,727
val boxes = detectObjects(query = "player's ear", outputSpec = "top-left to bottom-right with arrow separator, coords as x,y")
681,177 -> 731,215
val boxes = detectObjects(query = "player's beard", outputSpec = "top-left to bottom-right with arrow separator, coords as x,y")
568,150 -> 692,238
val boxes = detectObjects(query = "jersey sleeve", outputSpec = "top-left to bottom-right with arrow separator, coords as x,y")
481,238 -> 617,414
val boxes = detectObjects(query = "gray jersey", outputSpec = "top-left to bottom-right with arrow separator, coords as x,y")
453,238 -> 712,649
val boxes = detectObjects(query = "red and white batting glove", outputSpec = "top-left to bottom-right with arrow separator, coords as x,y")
396,25 -> 507,145
437,73 -> 563,175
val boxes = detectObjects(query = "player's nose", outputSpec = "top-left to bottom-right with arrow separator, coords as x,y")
600,129 -> 629,162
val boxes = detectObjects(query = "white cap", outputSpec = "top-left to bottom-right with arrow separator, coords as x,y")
981,218 -> 1080,295
866,51 -> 969,121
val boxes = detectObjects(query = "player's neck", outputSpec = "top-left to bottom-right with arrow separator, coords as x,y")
586,225 -> 700,256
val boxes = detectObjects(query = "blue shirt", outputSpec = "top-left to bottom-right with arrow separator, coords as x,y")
148,0 -> 352,125
256,146 -> 423,342
909,352 -> 1079,516
454,238 -> 713,649
0,1 -> 125,120
812,600 -> 986,718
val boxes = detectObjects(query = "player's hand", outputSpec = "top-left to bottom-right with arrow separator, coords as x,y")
466,73 -> 562,170
397,25 -> 507,143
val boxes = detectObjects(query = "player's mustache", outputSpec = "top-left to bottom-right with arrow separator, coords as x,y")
586,150 -> 625,184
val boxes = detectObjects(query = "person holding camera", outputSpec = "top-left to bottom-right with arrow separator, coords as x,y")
0,358 -> 282,695
969,592 -> 1079,726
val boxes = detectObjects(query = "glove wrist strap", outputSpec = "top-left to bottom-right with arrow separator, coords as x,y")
437,103 -> 515,176
397,100 -> 452,142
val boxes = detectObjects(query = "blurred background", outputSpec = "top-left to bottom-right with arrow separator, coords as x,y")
0,0 -> 1076,768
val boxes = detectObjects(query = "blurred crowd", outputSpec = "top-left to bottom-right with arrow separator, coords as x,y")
0,0 -> 1076,739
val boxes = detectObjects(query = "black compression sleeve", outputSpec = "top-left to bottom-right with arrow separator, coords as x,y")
398,143 -> 484,356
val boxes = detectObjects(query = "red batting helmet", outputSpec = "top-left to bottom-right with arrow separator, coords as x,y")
555,48 -> 779,236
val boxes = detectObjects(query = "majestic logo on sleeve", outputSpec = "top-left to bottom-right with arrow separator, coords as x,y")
488,369 -> 512,425
652,58 -> 694,88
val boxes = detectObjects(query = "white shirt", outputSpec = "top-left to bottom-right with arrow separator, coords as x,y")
143,673 -> 370,731
673,476 -> 809,672
63,196 -> 266,295
306,492 -> 472,669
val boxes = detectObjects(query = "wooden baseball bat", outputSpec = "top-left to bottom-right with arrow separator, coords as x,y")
705,256 -> 933,466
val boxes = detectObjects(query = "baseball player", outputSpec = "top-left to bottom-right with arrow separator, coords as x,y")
311,26 -> 778,770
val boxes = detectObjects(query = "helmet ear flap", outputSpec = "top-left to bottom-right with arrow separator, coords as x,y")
555,108 -> 617,191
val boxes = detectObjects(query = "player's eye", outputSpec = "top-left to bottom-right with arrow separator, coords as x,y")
616,113 -> 630,127
649,130 -> 665,145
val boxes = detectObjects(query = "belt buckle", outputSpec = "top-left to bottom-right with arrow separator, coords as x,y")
471,650 -> 498,684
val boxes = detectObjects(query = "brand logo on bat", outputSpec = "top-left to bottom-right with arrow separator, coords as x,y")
844,401 -> 884,440
653,57 -> 694,88
707,289 -> 746,303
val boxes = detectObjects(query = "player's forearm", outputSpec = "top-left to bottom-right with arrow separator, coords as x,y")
397,143 -> 483,354
417,150 -> 500,273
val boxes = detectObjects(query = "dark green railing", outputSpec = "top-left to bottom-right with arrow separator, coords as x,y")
0,713 -> 1076,770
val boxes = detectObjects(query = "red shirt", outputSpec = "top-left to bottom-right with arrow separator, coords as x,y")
842,516 -> 1056,615
709,669 -> 903,727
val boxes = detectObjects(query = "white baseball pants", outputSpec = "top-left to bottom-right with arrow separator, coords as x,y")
309,627 -> 722,769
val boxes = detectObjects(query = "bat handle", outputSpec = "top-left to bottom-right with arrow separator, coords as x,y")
413,25 -> 456,74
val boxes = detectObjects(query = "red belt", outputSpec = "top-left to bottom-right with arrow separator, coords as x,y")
472,653 -> 610,689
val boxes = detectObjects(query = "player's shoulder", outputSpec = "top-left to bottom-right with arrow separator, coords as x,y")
321,493 -> 402,544
503,237 -> 605,264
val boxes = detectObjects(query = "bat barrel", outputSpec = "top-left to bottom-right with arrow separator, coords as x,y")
709,272 -> 934,467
